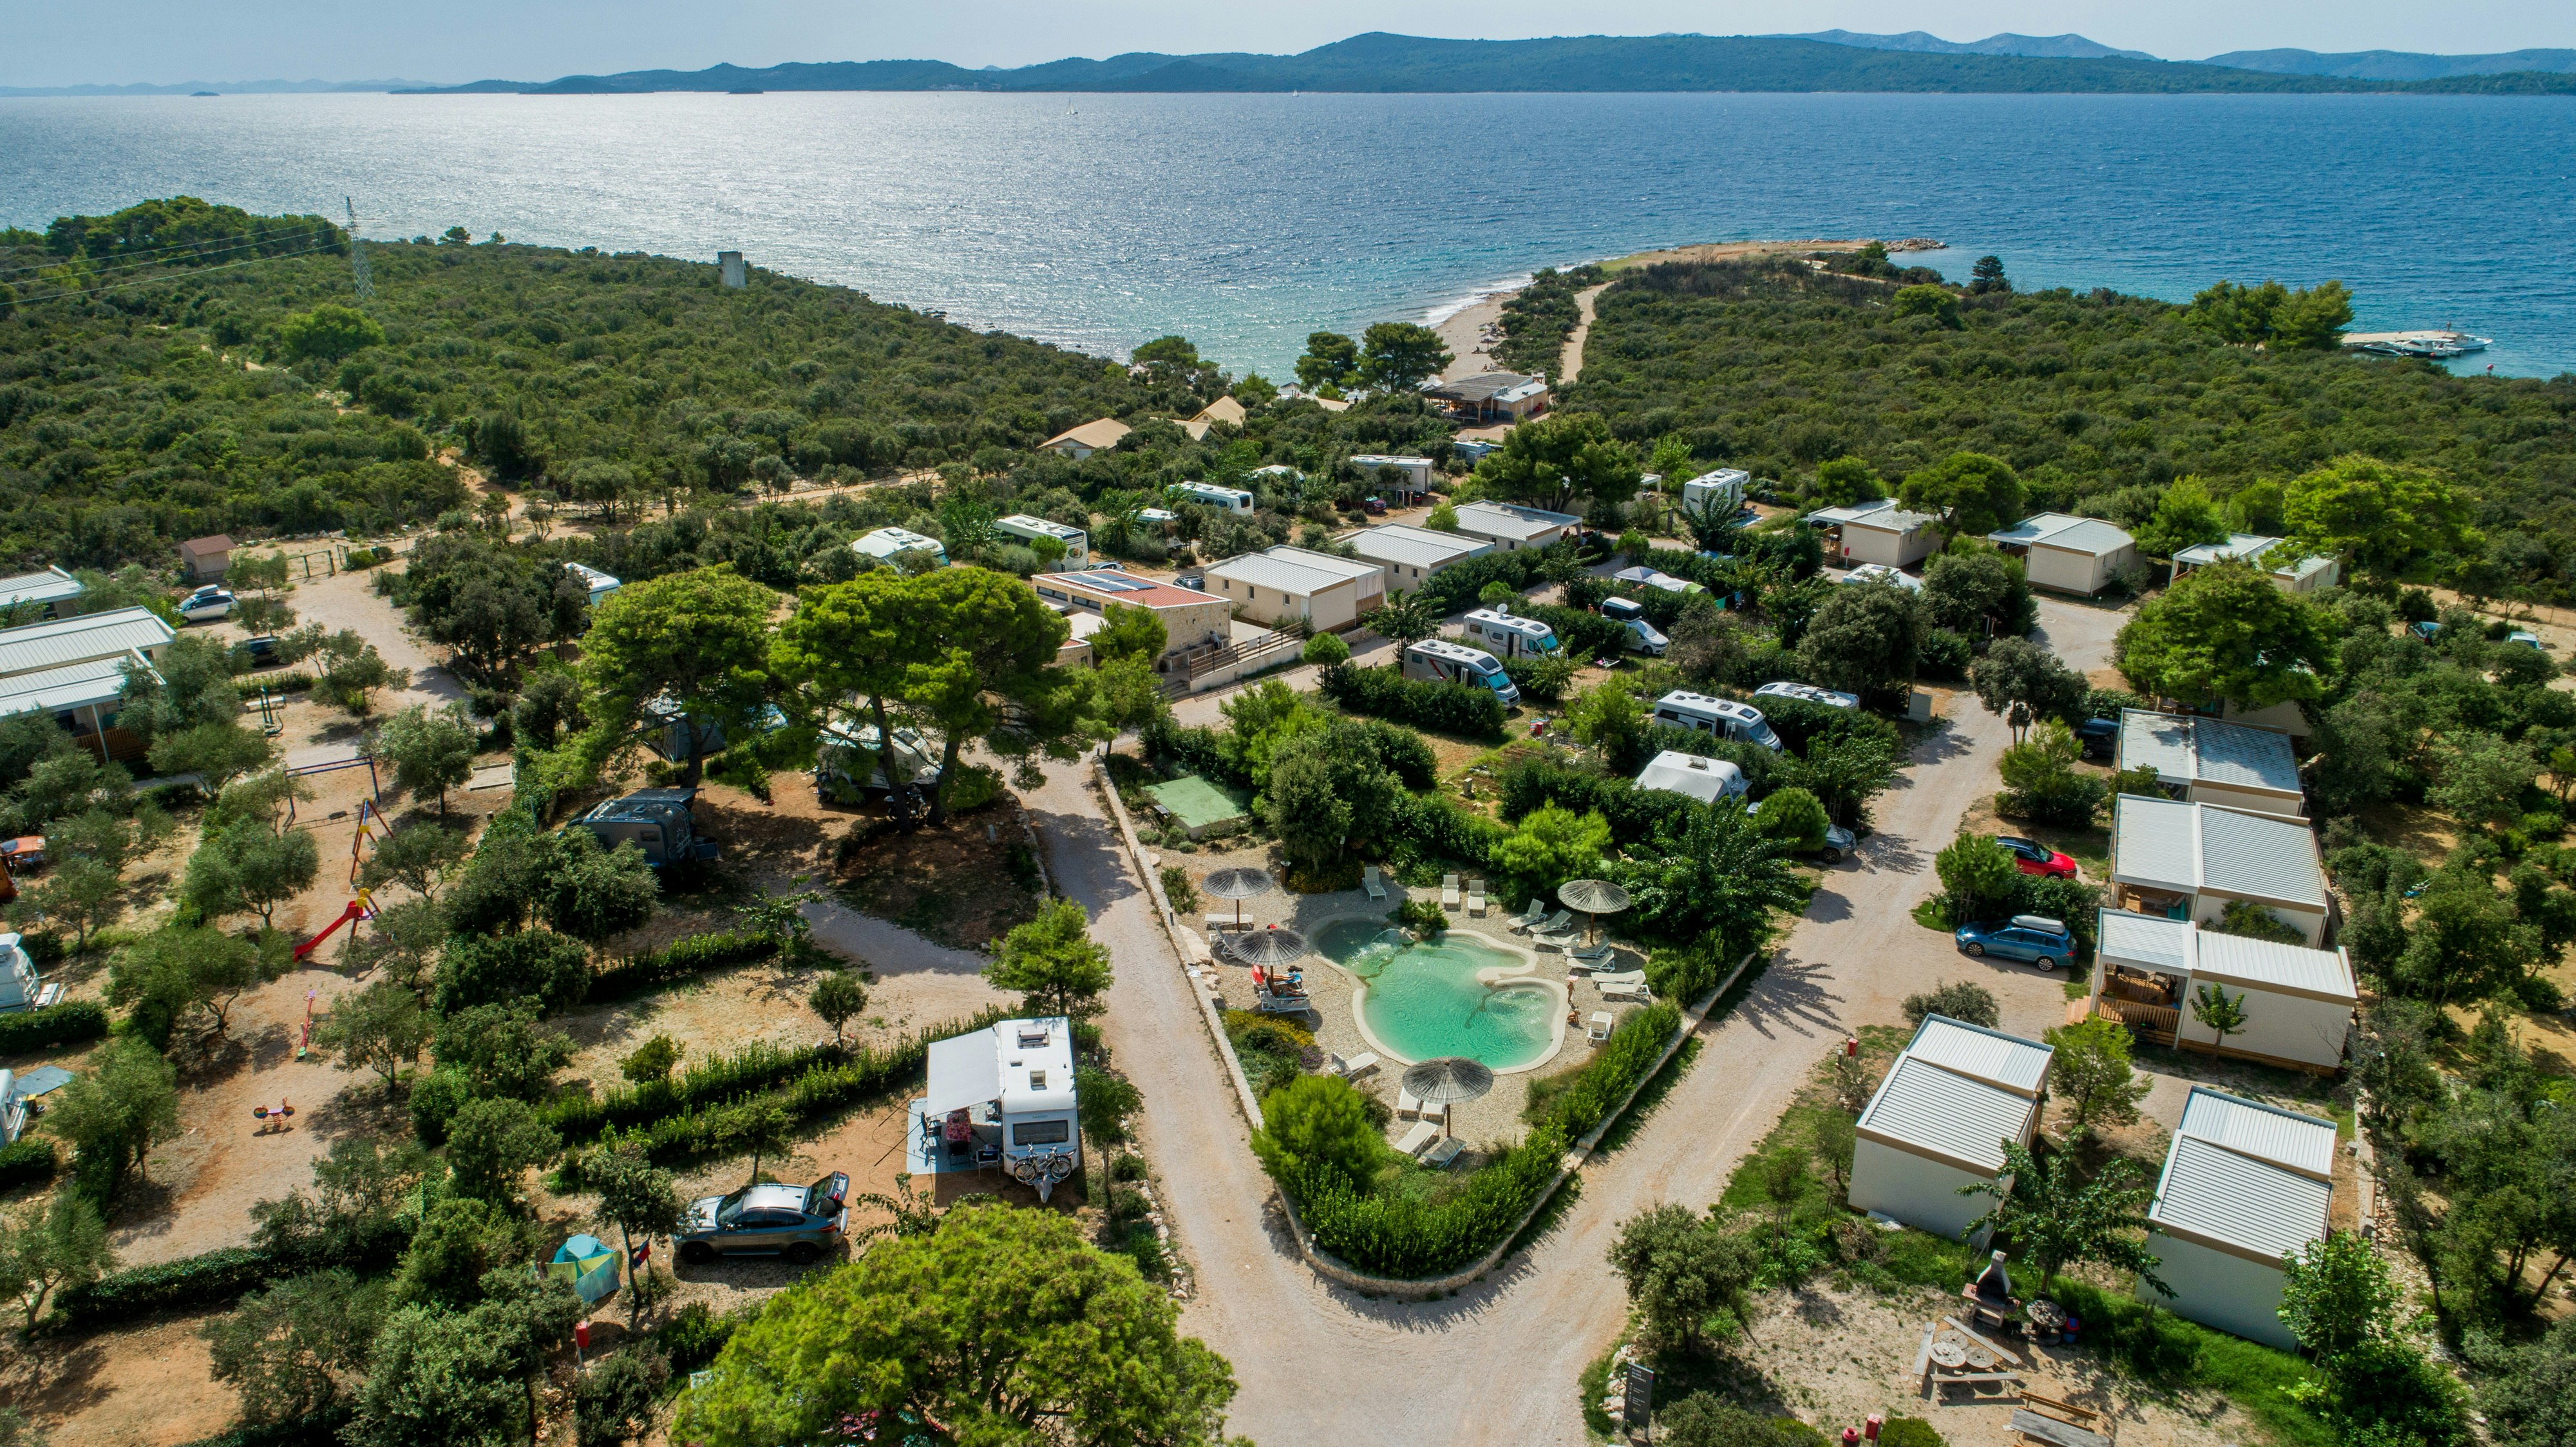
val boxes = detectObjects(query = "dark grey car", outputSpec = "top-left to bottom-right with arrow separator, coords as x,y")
676,1172 -> 848,1265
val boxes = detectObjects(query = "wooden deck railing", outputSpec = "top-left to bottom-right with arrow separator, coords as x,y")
2095,996 -> 2179,1042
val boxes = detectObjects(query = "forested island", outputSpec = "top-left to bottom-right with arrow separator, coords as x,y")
405,33 -> 2576,97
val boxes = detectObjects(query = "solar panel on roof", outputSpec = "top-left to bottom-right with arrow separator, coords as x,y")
1074,574 -> 1151,592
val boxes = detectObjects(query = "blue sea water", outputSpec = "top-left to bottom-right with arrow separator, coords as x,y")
3,90 -> 2572,377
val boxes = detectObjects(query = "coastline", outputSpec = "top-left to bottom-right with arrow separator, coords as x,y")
1427,238 -> 1889,381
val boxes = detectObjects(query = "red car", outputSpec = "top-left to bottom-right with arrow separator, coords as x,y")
1996,836 -> 2079,878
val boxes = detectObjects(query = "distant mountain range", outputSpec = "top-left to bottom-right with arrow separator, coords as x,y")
14,32 -> 2576,99
388,33 -> 2576,97
0,78 -> 433,97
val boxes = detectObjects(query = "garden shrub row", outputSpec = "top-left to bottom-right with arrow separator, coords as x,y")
583,929 -> 781,1003
545,1035 -> 831,1141
47,1217 -> 414,1335
0,999 -> 109,1054
1530,1003 -> 1682,1141
1137,716 -> 1254,791
1511,602 -> 1631,663
1497,755 -> 1705,846
1414,551 -> 1541,617
0,1136 -> 57,1189
564,1007 -> 1012,1174
1317,662 -> 1506,741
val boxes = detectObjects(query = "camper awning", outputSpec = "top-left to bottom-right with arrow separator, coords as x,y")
923,1030 -> 1001,1115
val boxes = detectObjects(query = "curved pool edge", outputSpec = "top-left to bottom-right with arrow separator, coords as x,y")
1305,907 -> 1569,1075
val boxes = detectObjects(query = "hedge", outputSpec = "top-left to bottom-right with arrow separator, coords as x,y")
0,1135 -> 56,1189
1383,790 -> 1508,872
0,999 -> 109,1054
585,930 -> 782,1003
560,1007 -> 1012,1176
1289,1002 -> 1687,1279
1316,662 -> 1505,741
1414,549 -> 1541,617
1511,602 -> 1629,662
1138,716 -> 1253,791
46,1221 -> 415,1336
1496,755 -> 1701,847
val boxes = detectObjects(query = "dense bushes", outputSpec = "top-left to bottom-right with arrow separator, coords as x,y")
1279,1003 -> 1685,1278
45,1214 -> 413,1336
1317,661 -> 1506,740
0,999 -> 109,1053
1497,754 -> 1701,846
0,1135 -> 57,1189
583,930 -> 780,1003
1513,601 -> 1630,662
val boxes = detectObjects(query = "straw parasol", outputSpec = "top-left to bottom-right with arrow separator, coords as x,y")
1226,923 -> 1309,968
1202,866 -> 1276,928
1401,1056 -> 1495,1140
1556,878 -> 1633,945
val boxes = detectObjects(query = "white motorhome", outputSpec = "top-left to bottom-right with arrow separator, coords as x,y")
1680,468 -> 1750,518
920,1016 -> 1083,1202
1403,639 -> 1519,705
1634,750 -> 1748,804
853,527 -> 948,568
0,934 -> 59,1013
1652,691 -> 1782,751
1459,607 -> 1560,660
995,513 -> 1090,567
1754,681 -> 1860,711
1599,597 -> 1667,656
563,561 -> 622,608
1172,482 -> 1255,515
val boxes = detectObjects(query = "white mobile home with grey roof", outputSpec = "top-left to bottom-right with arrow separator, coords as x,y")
2110,795 -> 2329,946
2117,710 -> 2304,820
1986,513 -> 2139,596
2143,1088 -> 2337,1348
2090,911 -> 2356,1072
1847,1016 -> 2054,1242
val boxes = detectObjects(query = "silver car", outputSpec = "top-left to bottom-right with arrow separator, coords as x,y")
676,1171 -> 848,1265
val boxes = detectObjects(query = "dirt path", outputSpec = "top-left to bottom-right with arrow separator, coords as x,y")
1021,595 -> 2125,1446
1556,282 -> 1613,386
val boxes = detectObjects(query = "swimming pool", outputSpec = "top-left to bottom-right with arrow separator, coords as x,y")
1312,918 -> 1562,1073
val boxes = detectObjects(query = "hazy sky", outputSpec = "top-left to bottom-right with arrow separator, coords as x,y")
8,0 -> 2575,86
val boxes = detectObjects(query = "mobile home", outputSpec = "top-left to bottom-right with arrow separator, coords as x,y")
1848,1016 -> 2055,1242
2143,1089 -> 2337,1349
1459,607 -> 1560,660
1348,524 -> 1491,593
1680,468 -> 1750,518
1403,639 -> 1518,705
1651,691 -> 1781,751
1202,546 -> 1385,631
1171,482 -> 1256,515
853,527 -> 948,568
1987,513 -> 2139,596
2090,911 -> 2356,1072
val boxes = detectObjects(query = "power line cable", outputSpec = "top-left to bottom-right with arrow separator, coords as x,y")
6,241 -> 343,307
0,228 -> 337,280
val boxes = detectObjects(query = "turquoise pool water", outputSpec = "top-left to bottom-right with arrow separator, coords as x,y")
1314,918 -> 1558,1072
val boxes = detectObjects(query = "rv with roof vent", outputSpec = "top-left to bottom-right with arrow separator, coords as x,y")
1403,639 -> 1518,705
1652,691 -> 1781,751
1459,607 -> 1559,660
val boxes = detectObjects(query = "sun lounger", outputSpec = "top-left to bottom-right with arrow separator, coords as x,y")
1422,1136 -> 1465,1168
1394,1121 -> 1440,1157
1506,899 -> 1547,932
1440,873 -> 1461,907
1568,942 -> 1617,967
1534,929 -> 1581,952
1586,969 -> 1647,988
1530,909 -> 1573,937
1339,1052 -> 1380,1081
1466,878 -> 1486,916
1588,1011 -> 1615,1043
1363,865 -> 1387,900
1205,914 -> 1242,936
1397,1087 -> 1429,1120
1599,978 -> 1651,1003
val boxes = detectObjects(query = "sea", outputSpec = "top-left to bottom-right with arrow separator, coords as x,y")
3,90 -> 2573,378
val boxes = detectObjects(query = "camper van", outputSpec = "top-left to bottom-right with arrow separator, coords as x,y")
564,561 -> 622,609
565,788 -> 719,867
1404,639 -> 1519,705
1459,607 -> 1560,661
0,934 -> 57,1013
813,721 -> 938,804
1600,597 -> 1668,656
1680,468 -> 1750,519
1171,482 -> 1255,515
1652,691 -> 1782,751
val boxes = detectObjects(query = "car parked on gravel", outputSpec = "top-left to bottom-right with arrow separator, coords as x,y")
1995,835 -> 2079,878
1954,914 -> 2075,972
676,1171 -> 849,1264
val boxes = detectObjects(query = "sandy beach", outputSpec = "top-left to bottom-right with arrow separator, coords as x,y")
1430,238 -> 1885,381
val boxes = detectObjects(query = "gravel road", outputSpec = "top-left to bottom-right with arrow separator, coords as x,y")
1022,594 -> 2128,1446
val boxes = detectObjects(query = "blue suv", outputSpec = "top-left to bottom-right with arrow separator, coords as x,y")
1954,914 -> 2075,972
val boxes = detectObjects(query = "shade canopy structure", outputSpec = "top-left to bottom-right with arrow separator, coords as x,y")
1226,924 -> 1309,967
1202,866 -> 1277,927
1557,878 -> 1633,943
1402,1056 -> 1496,1140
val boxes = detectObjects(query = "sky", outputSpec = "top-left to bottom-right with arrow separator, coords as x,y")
5,0 -> 2574,86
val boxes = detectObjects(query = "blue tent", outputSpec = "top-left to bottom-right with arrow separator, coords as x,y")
547,1233 -> 621,1307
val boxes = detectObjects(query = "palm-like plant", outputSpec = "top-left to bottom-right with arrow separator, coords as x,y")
1678,496 -> 1739,554
1363,591 -> 1441,647
1958,1142 -> 2170,1300
1094,489 -> 1145,551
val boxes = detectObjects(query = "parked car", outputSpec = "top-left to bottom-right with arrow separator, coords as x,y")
1955,914 -> 2075,972
1746,798 -> 1855,864
1995,835 -> 2078,878
175,586 -> 234,623
2409,620 -> 2442,643
2508,630 -> 2544,651
676,1171 -> 849,1264
2074,717 -> 2119,761
232,635 -> 283,670
1361,496 -> 1387,515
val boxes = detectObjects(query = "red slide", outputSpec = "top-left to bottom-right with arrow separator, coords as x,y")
294,900 -> 367,960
